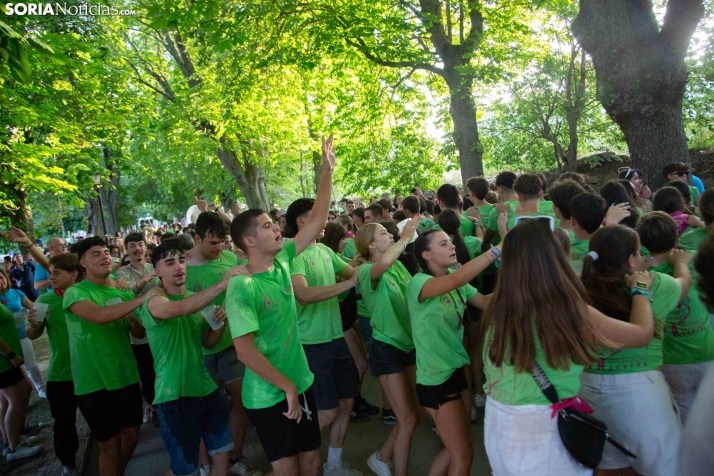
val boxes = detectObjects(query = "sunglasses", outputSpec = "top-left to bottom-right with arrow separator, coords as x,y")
670,171 -> 689,177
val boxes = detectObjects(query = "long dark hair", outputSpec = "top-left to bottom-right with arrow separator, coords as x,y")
321,222 -> 346,254
580,225 -> 638,321
413,229 -> 440,276
617,179 -> 644,210
437,209 -> 470,265
483,220 -> 597,372
599,180 -> 638,229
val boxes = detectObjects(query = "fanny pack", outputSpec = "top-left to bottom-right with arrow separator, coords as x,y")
531,361 -> 636,469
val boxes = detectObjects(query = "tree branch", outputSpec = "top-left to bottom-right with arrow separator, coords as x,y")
660,0 -> 705,60
344,36 -> 443,75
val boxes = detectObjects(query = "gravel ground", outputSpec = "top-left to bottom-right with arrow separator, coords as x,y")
0,332 -> 90,476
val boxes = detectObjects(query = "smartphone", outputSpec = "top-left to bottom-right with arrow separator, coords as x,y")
513,215 -> 555,231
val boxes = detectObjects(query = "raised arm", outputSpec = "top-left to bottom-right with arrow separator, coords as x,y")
588,271 -> 655,349
147,266 -> 248,319
369,216 -> 420,282
69,287 -> 163,325
418,252 -> 498,302
293,134 -> 335,256
0,227 -> 50,270
291,266 -> 359,306
668,249 -> 693,301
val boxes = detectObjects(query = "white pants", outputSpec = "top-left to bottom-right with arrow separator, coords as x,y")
661,361 -> 714,424
484,397 -> 593,476
579,371 -> 681,476
19,337 -> 44,394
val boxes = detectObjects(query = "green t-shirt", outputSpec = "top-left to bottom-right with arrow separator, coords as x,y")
291,244 -> 348,344
408,272 -> 476,386
140,292 -> 218,404
690,186 -> 698,206
483,325 -> 583,406
570,239 -> 590,275
185,250 -> 239,355
358,261 -> 413,352
0,305 -> 23,374
343,238 -> 356,259
37,290 -> 72,382
434,214 -> 476,237
649,261 -> 714,365
487,201 -> 559,241
464,236 -> 482,260
677,227 -> 708,252
63,281 -> 139,395
586,272 -> 681,374
225,240 -> 314,409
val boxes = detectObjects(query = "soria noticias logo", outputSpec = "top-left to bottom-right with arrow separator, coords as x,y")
3,3 -> 137,16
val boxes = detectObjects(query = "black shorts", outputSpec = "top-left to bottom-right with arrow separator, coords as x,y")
416,366 -> 468,410
0,367 -> 23,389
303,338 -> 359,410
369,340 -> 416,377
339,288 -> 358,332
245,387 -> 321,462
76,382 -> 143,442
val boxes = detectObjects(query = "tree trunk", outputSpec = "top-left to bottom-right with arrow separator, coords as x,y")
444,70 -> 484,185
101,147 -> 120,236
572,0 -> 704,189
215,148 -> 270,210
6,186 -> 36,258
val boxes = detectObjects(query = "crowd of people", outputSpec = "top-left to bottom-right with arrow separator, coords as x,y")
0,144 -> 713,476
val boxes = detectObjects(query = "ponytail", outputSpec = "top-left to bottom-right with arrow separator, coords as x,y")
438,209 -> 471,265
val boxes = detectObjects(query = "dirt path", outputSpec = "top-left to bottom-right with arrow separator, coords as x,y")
0,333 -> 90,475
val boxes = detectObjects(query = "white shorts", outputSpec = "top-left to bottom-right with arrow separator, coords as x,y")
579,371 -> 681,475
484,397 -> 592,476
661,361 -> 714,424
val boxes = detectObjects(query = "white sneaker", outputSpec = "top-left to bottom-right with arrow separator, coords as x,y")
470,406 -> 478,422
142,406 -> 152,424
6,445 -> 41,461
37,389 -> 47,399
229,456 -> 263,476
324,460 -> 363,476
367,452 -> 393,476
473,394 -> 486,408
199,464 -> 211,476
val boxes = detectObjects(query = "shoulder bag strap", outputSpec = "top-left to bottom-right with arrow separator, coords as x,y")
531,361 -> 560,404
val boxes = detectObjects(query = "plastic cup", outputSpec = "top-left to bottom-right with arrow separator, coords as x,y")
202,305 -> 224,330
33,303 -> 49,322
12,310 -> 27,328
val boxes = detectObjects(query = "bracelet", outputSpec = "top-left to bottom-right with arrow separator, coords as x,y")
631,281 -> 650,291
631,289 -> 653,302
5,351 -> 15,360
395,241 -> 408,250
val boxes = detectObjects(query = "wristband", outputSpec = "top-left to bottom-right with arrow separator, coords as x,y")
631,289 -> 653,302
6,351 -> 15,360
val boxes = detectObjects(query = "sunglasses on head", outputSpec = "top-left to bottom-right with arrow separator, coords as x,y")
618,167 -> 636,179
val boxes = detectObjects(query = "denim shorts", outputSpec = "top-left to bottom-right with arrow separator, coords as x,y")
157,390 -> 234,476
358,316 -> 373,346
368,339 -> 416,377
303,338 -> 359,410
204,346 -> 245,385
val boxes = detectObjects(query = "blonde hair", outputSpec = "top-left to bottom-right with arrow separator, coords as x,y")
354,224 -> 380,266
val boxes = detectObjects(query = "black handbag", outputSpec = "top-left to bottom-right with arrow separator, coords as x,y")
530,361 -> 636,469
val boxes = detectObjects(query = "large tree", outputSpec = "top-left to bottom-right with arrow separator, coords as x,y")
572,0 -> 705,189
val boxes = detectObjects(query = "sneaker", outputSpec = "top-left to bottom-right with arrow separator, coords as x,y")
367,452 -> 393,476
62,466 -> 80,476
381,409 -> 397,425
229,456 -> 263,476
355,396 -> 379,416
470,406 -> 478,422
142,406 -> 152,424
37,389 -> 47,399
324,460 -> 363,476
350,408 -> 371,423
199,464 -> 211,476
473,394 -> 486,408
6,445 -> 41,461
